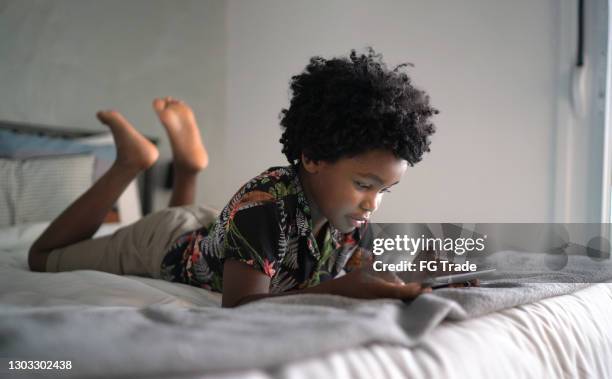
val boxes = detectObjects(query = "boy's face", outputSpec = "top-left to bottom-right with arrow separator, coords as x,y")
302,149 -> 407,233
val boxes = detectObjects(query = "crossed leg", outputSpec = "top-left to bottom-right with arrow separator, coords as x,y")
28,98 -> 209,272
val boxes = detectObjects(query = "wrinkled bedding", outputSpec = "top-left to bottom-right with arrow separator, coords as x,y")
1,222 -> 611,379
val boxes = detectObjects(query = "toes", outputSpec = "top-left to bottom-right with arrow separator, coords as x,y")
156,96 -> 186,110
152,98 -> 165,113
109,110 -> 127,123
167,97 -> 180,106
96,110 -> 114,124
96,110 -> 129,127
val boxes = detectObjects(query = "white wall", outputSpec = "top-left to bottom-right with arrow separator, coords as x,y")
1,0 -> 608,222
0,0 -> 229,208
226,0 -> 560,222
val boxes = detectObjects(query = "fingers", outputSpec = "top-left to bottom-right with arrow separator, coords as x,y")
378,281 -> 429,299
372,270 -> 405,285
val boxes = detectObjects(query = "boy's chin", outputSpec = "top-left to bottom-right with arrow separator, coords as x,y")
332,218 -> 357,234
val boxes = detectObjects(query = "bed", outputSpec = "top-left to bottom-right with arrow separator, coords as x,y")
1,123 -> 612,379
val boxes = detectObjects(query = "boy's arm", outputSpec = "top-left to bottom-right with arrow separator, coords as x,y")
222,259 -> 272,307
222,260 -> 428,308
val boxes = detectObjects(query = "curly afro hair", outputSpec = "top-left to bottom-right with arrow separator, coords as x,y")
279,47 -> 438,167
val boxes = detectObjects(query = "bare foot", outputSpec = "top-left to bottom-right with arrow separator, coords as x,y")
153,97 -> 209,172
96,110 -> 159,172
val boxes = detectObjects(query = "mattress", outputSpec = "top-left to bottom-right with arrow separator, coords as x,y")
1,222 -> 611,379
202,284 -> 612,379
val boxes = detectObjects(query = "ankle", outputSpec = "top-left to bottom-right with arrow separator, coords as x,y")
173,163 -> 202,177
110,161 -> 144,178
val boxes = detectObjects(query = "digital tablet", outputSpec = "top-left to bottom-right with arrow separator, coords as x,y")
423,268 -> 497,289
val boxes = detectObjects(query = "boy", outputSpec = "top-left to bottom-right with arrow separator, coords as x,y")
28,48 -> 438,307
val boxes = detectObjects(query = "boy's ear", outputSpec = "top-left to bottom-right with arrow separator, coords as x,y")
301,153 -> 323,174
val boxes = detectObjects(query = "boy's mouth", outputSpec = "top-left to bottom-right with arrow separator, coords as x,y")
347,215 -> 367,228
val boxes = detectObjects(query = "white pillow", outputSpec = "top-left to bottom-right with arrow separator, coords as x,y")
14,154 -> 95,224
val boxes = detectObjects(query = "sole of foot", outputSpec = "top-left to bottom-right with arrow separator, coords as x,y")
96,110 -> 159,171
153,97 -> 208,172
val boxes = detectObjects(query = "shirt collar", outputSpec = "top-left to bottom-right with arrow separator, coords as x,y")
289,164 -> 311,222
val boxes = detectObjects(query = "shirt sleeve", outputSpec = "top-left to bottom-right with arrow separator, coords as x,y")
223,202 -> 283,278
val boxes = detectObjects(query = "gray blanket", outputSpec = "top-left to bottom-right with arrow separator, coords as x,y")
1,251 -> 611,378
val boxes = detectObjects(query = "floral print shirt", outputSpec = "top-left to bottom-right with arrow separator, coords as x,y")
160,165 -> 371,294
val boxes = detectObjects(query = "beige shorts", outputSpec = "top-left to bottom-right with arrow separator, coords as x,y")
46,205 -> 219,278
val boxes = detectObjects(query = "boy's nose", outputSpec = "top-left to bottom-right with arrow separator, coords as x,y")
360,198 -> 377,213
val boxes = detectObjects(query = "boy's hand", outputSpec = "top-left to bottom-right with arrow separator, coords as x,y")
328,268 -> 431,300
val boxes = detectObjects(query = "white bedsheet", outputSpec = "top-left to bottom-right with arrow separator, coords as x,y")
195,283 -> 612,379
0,222 -> 222,308
1,222 -> 611,379
301,283 -> 612,379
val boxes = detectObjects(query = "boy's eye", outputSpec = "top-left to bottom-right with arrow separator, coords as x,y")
354,181 -> 391,194
354,181 -> 371,190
